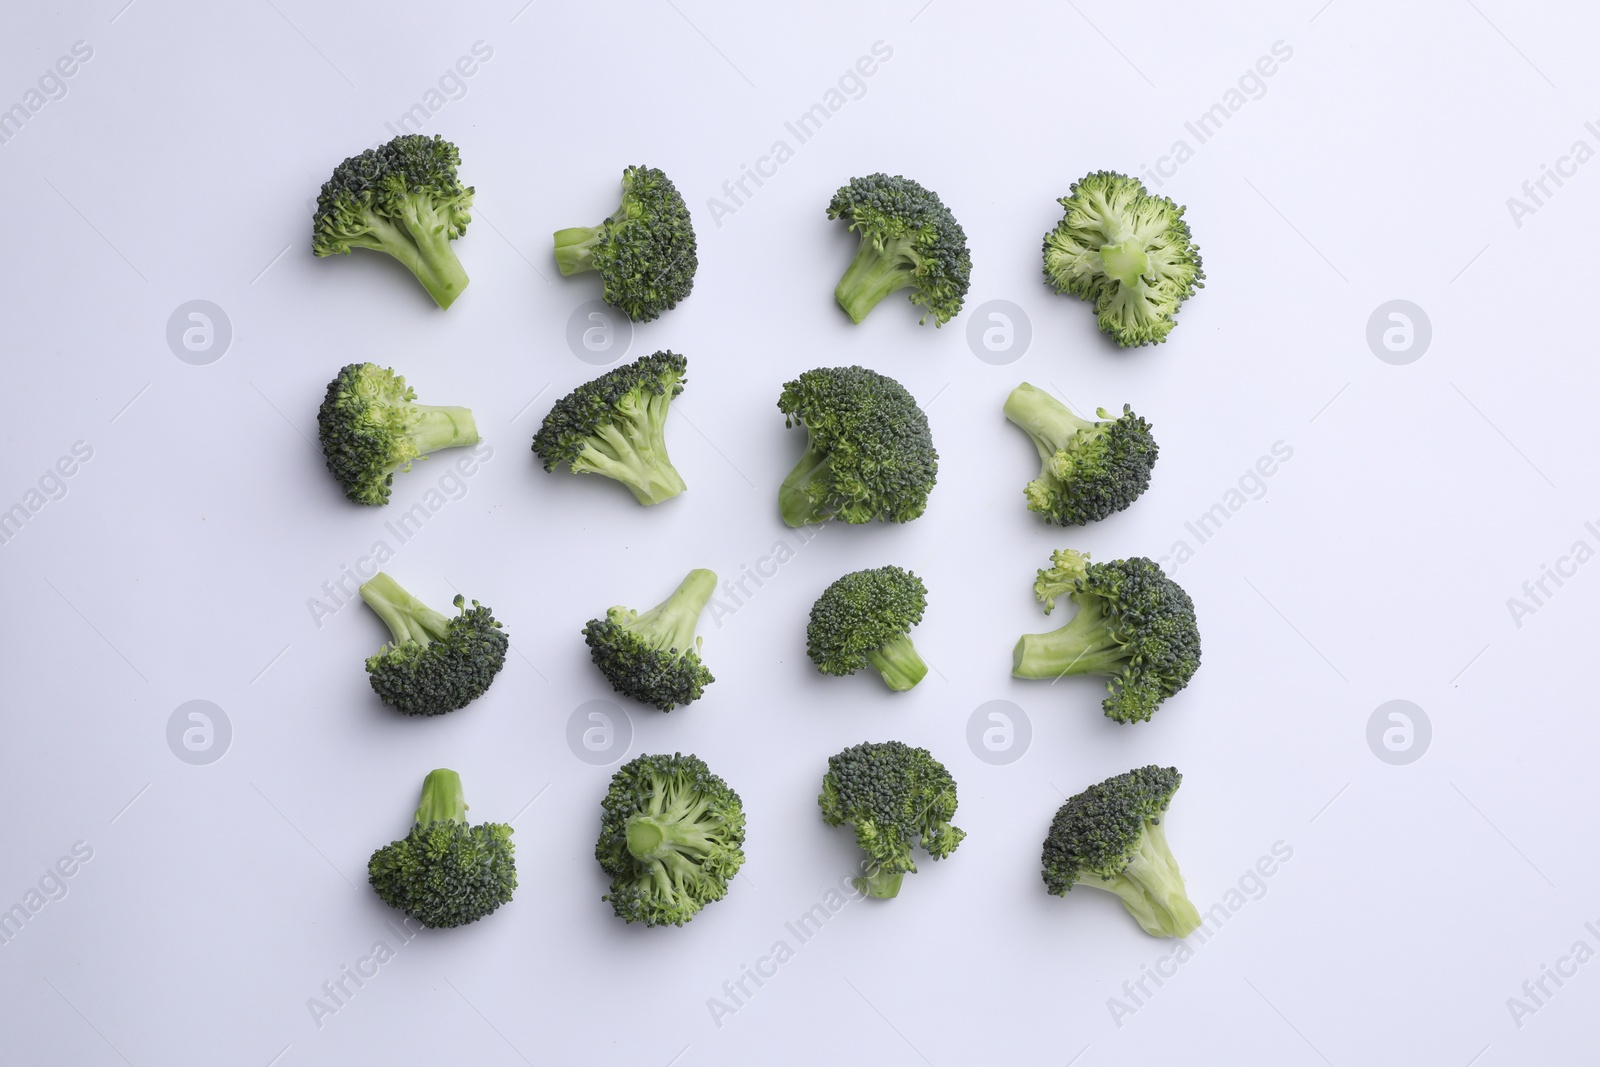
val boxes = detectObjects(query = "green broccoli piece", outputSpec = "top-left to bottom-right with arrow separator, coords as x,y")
583,569 -> 716,711
368,769 -> 516,928
777,366 -> 938,526
317,362 -> 479,507
1042,765 -> 1199,938
1012,550 -> 1200,724
313,134 -> 474,309
1003,383 -> 1158,526
595,752 -> 746,927
806,566 -> 929,691
1042,171 -> 1203,347
827,173 -> 971,326
531,351 -> 689,505
553,165 -> 698,323
358,573 -> 508,717
819,741 -> 965,899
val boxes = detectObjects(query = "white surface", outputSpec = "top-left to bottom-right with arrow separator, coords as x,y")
1,1 -> 1594,1064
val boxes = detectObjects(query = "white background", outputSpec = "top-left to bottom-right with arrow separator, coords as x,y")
1,1 -> 1594,1064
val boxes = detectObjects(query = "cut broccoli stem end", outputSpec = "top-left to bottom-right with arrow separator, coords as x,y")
413,769 -> 468,827
1011,616 -> 1127,680
410,230 -> 470,309
1082,822 -> 1199,937
553,225 -> 602,276
572,427 -> 686,505
360,572 -> 453,648
835,237 -> 916,323
778,441 -> 832,527
864,633 -> 928,691
624,813 -> 715,862
854,866 -> 905,900
408,405 -> 480,458
1098,241 -> 1150,289
1003,383 -> 1095,463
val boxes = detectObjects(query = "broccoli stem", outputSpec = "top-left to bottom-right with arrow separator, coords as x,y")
552,225 -> 603,276
1083,821 -> 1200,937
1003,383 -> 1094,462
358,205 -> 470,309
1098,241 -> 1150,288
413,768 -> 469,826
778,444 -> 832,526
854,865 -> 905,899
570,389 -> 685,505
835,235 -> 917,323
630,569 -> 717,653
408,406 -> 480,458
625,812 -> 719,862
1011,602 -> 1127,680
865,633 -> 928,691
360,573 -> 453,648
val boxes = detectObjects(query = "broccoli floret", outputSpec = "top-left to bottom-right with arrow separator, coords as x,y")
1042,765 -> 1199,938
583,569 -> 716,711
807,566 -> 930,691
1042,171 -> 1203,347
553,165 -> 698,322
595,752 -> 746,926
313,134 -> 474,309
1012,551 -> 1200,724
368,769 -> 516,928
819,741 -> 965,899
532,351 -> 688,505
359,573 -> 508,717
317,362 -> 479,506
1003,383 -> 1158,526
827,173 -> 972,326
777,366 -> 938,526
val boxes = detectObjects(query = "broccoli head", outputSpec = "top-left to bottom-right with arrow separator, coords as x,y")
806,566 -> 930,691
1003,383 -> 1158,526
819,741 -> 965,899
583,569 -> 716,711
595,752 -> 746,926
317,362 -> 479,506
359,573 -> 508,717
313,134 -> 474,309
827,173 -> 971,326
553,165 -> 698,322
1042,765 -> 1199,938
1012,551 -> 1200,724
532,351 -> 688,505
1042,171 -> 1203,347
368,769 -> 516,928
777,366 -> 938,526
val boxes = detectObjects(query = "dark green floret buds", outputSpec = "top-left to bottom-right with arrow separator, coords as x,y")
313,133 -> 474,309
554,165 -> 698,322
368,769 -> 516,929
1042,765 -> 1199,938
595,752 -> 746,927
806,566 -> 929,691
1004,383 -> 1158,526
819,741 -> 965,899
583,569 -> 717,711
317,362 -> 479,507
827,173 -> 971,326
1043,171 -> 1203,347
359,573 -> 508,717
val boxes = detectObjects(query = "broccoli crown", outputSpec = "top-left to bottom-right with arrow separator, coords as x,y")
368,769 -> 516,929
1012,551 -> 1200,724
1004,383 -> 1158,526
313,134 -> 474,309
317,362 -> 479,506
806,566 -> 930,691
583,569 -> 717,711
553,165 -> 698,322
531,351 -> 688,505
1041,766 -> 1199,938
776,366 -> 938,526
1042,170 -> 1203,347
595,752 -> 746,927
827,173 -> 972,326
818,741 -> 965,899
360,573 -> 508,717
